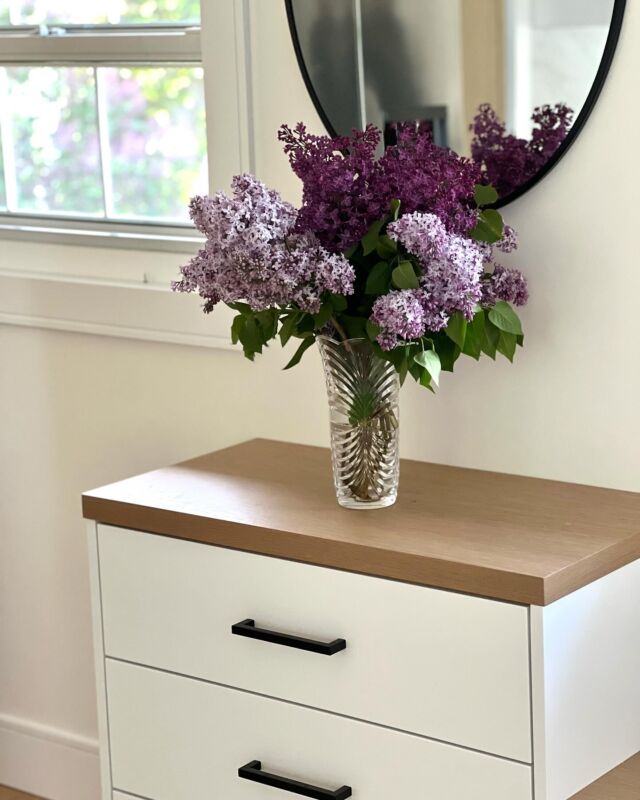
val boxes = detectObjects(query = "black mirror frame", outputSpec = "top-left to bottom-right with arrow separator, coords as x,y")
284,0 -> 627,209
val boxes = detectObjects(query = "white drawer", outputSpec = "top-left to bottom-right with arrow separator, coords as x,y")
107,658 -> 532,800
98,524 -> 532,762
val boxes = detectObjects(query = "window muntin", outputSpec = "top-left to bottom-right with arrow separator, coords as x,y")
0,0 -> 206,229
3,0 -> 200,26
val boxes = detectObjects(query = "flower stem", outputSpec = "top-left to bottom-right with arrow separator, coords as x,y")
330,317 -> 350,344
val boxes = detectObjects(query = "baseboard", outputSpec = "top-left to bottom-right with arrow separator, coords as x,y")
0,713 -> 101,800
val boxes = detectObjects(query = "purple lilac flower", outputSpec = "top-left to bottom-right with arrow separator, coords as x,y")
481,265 -> 529,307
495,224 -> 518,253
371,289 -> 427,350
278,122 -> 481,252
373,212 -> 485,347
173,174 -> 355,314
470,103 -> 573,197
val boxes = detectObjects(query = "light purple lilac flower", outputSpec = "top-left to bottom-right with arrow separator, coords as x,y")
371,212 -> 486,349
387,212 -> 447,263
481,265 -> 529,307
371,290 -> 427,350
173,174 -> 355,314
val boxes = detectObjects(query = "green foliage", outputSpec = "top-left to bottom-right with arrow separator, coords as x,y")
446,312 -> 467,349
392,261 -> 419,290
474,183 -> 499,207
488,300 -> 523,335
469,208 -> 504,244
224,197 -> 524,392
414,348 -> 441,386
365,262 -> 393,295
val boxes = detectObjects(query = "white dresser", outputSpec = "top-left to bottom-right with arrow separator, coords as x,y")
84,439 -> 640,800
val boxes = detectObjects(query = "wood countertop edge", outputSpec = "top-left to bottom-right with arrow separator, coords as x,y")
542,531 -> 640,604
82,495 -> 545,605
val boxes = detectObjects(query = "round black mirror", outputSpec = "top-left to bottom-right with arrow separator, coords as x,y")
285,0 -> 626,206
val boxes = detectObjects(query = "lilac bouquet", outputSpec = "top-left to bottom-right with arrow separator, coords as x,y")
174,123 -> 528,391
471,102 -> 574,197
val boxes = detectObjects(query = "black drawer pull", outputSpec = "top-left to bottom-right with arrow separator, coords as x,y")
238,760 -> 352,799
231,619 -> 346,655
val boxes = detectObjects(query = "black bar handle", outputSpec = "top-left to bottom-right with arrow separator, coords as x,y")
238,760 -> 352,800
231,619 -> 346,656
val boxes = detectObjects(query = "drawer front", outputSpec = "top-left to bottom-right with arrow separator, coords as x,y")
98,524 -> 531,762
107,659 -> 532,800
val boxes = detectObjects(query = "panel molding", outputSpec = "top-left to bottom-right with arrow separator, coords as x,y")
0,712 -> 100,800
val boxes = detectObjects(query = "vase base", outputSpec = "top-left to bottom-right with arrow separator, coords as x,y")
337,493 -> 397,510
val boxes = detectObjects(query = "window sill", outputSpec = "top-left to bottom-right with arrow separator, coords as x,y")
0,217 -> 204,254
0,237 -> 234,350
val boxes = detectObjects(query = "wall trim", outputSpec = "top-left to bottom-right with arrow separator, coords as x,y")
0,713 -> 100,800
0,311 -> 233,350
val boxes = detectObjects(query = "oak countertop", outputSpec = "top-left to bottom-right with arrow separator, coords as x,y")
82,439 -> 640,605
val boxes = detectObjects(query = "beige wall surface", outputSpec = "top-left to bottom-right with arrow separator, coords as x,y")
1,1 -> 639,797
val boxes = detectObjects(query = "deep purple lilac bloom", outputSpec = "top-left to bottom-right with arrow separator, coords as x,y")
173,174 -> 355,314
481,265 -> 529,307
371,290 -> 428,350
278,122 -> 481,252
470,103 -> 573,197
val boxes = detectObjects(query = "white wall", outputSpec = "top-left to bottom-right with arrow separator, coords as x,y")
1,1 -> 639,798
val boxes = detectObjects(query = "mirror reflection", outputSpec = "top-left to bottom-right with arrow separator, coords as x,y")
288,0 -> 617,200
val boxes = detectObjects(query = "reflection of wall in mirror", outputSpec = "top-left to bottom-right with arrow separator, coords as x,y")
291,0 -> 362,135
360,0 -> 466,154
460,0 -> 505,155
504,0 -> 613,139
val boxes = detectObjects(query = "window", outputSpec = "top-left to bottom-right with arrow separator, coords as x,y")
0,1 -> 208,245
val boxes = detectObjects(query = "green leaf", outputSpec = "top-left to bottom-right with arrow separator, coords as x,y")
329,293 -> 348,312
462,310 -> 486,360
488,300 -> 523,336
296,313 -> 316,335
516,333 -> 524,347
385,345 -> 410,385
341,315 -> 367,339
361,219 -> 384,256
227,301 -> 251,314
496,330 -> 517,362
433,334 -> 461,372
391,260 -> 419,289
446,312 -> 467,349
474,184 -> 499,207
419,368 -> 435,391
279,313 -> 300,346
239,316 -> 264,359
365,261 -> 393,295
283,336 -> 315,370
414,349 -> 441,386
255,308 -> 278,341
389,198 -> 401,220
231,314 -> 245,346
313,301 -> 333,329
469,208 -> 504,244
344,243 -> 358,259
376,235 -> 397,258
365,320 -> 380,341
481,313 -> 500,360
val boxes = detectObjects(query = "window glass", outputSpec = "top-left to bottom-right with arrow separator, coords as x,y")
8,0 -> 200,24
102,66 -> 207,222
6,66 -> 103,215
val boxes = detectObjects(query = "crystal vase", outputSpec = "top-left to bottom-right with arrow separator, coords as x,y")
317,336 -> 400,509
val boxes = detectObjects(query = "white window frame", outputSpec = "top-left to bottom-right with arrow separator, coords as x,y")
0,0 -> 254,349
